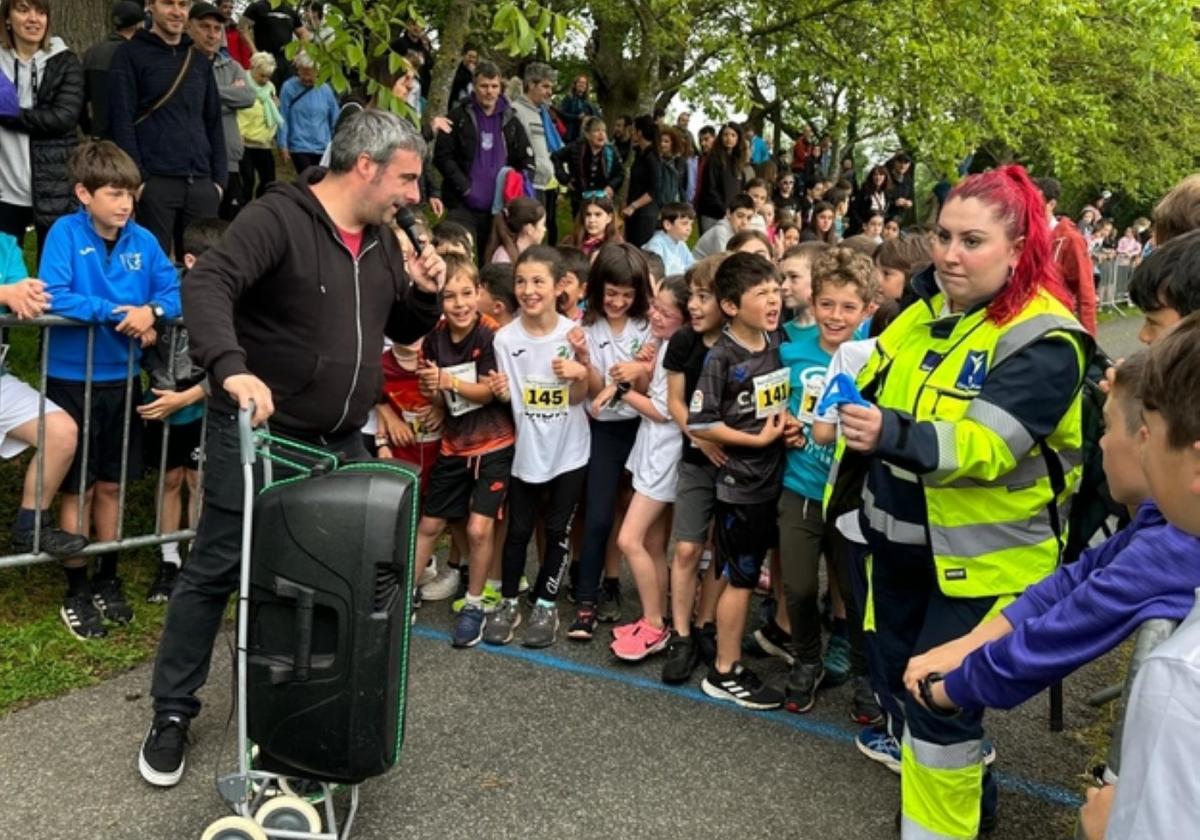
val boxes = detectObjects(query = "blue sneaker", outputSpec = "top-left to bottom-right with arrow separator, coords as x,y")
823,633 -> 851,687
856,726 -> 901,774
452,605 -> 486,648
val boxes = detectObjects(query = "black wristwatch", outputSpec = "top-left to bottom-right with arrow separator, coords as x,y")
919,673 -> 960,717
606,380 -> 632,409
149,302 -> 166,320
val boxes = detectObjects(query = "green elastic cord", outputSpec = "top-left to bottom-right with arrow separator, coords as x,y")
337,462 -> 420,760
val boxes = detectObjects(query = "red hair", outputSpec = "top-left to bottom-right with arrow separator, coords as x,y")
944,165 -> 1071,324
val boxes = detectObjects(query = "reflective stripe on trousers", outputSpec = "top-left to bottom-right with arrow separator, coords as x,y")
900,727 -> 984,839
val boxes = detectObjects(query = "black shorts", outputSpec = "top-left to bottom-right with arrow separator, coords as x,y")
422,447 -> 513,521
47,378 -> 143,492
714,498 -> 779,589
143,415 -> 203,472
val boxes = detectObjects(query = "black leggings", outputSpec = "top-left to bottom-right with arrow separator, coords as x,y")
501,466 -> 587,601
0,201 -> 48,260
240,147 -> 276,204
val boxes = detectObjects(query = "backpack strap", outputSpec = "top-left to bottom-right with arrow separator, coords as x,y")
135,47 -> 195,127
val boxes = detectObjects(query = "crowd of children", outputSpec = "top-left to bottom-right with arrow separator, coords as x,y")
6,128 -> 1200,838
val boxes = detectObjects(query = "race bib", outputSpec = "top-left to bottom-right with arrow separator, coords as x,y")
522,375 -> 569,416
402,409 -> 441,443
753,367 -> 791,419
798,372 -> 826,424
444,361 -> 482,417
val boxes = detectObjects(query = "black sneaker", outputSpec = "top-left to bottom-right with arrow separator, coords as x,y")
145,563 -> 180,604
11,526 -> 88,557
596,580 -> 623,623
139,714 -> 189,787
60,592 -> 106,640
743,618 -> 798,666
661,633 -> 699,685
92,577 -> 134,625
566,604 -> 597,641
850,675 -> 883,726
695,622 -> 717,666
783,660 -> 825,714
701,662 -> 783,710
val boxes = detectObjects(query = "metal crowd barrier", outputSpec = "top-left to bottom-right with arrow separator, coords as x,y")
0,315 -> 205,570
1073,618 -> 1178,838
1086,617 -> 1180,778
1095,254 -> 1135,314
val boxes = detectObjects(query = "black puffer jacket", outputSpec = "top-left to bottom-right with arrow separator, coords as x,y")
0,40 -> 84,230
433,96 -> 533,210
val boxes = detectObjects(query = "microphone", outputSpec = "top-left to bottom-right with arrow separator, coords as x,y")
394,205 -> 426,254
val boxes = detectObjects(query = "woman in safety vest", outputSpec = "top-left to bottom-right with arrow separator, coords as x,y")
830,165 -> 1092,839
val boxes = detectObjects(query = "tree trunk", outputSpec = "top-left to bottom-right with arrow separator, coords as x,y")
53,0 -> 111,54
427,0 -> 475,118
589,6 -> 657,121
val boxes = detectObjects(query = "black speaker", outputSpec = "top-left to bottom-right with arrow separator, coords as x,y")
246,462 -> 418,784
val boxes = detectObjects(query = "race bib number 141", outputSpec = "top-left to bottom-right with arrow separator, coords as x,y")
753,367 -> 791,419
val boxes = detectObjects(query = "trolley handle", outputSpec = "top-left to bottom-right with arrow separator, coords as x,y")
273,577 -> 316,683
237,401 -> 257,467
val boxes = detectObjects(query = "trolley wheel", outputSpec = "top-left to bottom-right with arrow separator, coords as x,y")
277,775 -> 334,803
254,795 -> 322,833
200,815 -> 269,840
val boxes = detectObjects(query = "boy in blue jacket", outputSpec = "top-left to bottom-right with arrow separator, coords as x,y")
39,140 -> 181,640
902,350 -> 1200,714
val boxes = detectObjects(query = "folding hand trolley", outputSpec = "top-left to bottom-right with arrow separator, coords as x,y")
201,405 -> 419,840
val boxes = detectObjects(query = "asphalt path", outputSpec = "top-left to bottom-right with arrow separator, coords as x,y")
0,314 -> 1144,840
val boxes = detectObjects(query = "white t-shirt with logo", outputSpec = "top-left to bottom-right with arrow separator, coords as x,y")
626,343 -> 683,502
494,315 -> 591,483
584,315 -> 653,421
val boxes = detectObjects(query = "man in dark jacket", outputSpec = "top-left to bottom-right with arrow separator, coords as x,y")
434,60 -> 533,262
80,1 -> 143,140
138,109 -> 445,789
108,0 -> 226,258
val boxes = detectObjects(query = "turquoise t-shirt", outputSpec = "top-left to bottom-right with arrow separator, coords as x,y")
779,322 -> 834,501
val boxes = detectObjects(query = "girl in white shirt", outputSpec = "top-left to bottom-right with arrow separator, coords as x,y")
610,275 -> 689,660
567,242 -> 654,641
486,246 -> 591,648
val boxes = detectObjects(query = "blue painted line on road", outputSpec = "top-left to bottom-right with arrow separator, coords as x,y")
409,624 -> 1085,809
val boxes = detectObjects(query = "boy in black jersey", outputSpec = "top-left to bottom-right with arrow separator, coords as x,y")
687,252 -> 788,709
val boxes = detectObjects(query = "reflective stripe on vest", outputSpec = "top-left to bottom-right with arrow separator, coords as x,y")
863,486 -> 926,545
900,727 -> 984,840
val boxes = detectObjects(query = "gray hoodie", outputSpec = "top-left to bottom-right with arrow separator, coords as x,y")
212,52 -> 255,164
0,36 -> 69,206
510,93 -> 554,190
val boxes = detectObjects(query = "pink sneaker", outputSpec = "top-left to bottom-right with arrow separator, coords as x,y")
612,620 -> 640,641
610,619 -> 671,661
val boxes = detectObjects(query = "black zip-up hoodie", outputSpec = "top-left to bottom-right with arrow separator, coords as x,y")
182,168 -> 441,437
107,29 -> 226,185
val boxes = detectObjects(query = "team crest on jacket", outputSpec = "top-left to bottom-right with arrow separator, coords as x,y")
954,350 -> 989,391
119,252 -> 143,272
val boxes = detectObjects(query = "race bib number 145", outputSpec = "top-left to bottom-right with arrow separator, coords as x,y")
522,375 -> 569,415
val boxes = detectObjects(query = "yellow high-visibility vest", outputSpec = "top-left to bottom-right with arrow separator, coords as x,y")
828,286 -> 1089,599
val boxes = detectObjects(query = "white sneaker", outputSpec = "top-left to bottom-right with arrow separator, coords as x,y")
418,557 -> 438,588
420,565 -> 461,601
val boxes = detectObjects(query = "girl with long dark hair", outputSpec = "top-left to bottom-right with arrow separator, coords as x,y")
694,122 -> 744,233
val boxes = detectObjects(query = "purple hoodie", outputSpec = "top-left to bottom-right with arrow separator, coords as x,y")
465,97 -> 507,211
945,501 -> 1200,711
